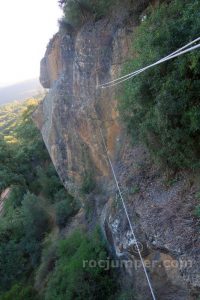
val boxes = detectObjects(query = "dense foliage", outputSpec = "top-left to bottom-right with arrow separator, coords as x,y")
58,0 -> 118,27
119,0 -> 200,169
0,100 -> 124,300
44,229 -> 118,300
0,284 -> 39,300
0,100 -> 79,298
55,193 -> 79,228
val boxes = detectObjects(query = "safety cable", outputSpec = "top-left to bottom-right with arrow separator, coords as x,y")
98,37 -> 200,88
95,119 -> 157,300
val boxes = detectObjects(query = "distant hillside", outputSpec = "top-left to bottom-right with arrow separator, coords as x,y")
0,98 -> 42,138
0,78 -> 44,105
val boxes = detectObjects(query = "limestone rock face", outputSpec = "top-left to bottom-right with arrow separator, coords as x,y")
39,32 -> 74,88
34,15 -> 131,192
33,8 -> 200,299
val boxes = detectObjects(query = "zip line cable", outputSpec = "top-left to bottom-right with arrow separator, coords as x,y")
98,43 -> 200,88
94,37 -> 200,299
98,38 -> 200,88
97,37 -> 200,89
99,36 -> 200,87
47,32 -> 200,300
96,120 -> 157,300
40,36 -> 200,300
99,42 -> 200,88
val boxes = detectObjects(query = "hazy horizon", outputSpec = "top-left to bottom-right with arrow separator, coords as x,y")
0,78 -> 44,105
0,77 -> 40,88
0,1 -> 62,88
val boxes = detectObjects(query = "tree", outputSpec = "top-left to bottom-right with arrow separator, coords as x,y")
55,193 -> 78,228
22,193 -> 50,242
45,229 -> 118,300
59,0 -> 117,27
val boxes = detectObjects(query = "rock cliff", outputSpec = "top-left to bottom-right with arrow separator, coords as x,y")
33,4 -> 200,299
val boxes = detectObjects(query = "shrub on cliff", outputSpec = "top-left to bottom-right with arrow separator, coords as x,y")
36,165 -> 65,202
21,193 -> 50,242
59,0 -> 117,27
119,0 -> 200,170
81,171 -> 96,194
55,192 -> 80,228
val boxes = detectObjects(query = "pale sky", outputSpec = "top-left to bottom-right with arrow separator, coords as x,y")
0,0 -> 62,87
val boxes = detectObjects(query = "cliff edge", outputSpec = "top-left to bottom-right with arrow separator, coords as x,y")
33,3 -> 200,299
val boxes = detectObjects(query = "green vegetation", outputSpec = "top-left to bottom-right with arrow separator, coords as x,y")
119,0 -> 200,170
44,229 -> 118,300
0,100 -> 125,299
130,185 -> 140,195
0,284 -> 39,300
55,194 -> 79,228
0,101 -> 26,135
81,171 -> 96,194
195,190 -> 200,218
58,0 -> 150,28
3,0 -> 200,297
0,100 -> 79,298
116,290 -> 136,300
195,191 -> 200,200
195,205 -> 200,218
59,0 -> 118,27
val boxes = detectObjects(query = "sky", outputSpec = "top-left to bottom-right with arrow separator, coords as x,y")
0,0 -> 62,87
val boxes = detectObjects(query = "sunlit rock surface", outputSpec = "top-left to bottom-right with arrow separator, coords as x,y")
33,5 -> 200,299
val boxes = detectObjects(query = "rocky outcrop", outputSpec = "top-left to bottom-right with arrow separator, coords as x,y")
33,5 -> 200,299
34,12 -> 132,192
39,31 -> 74,88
